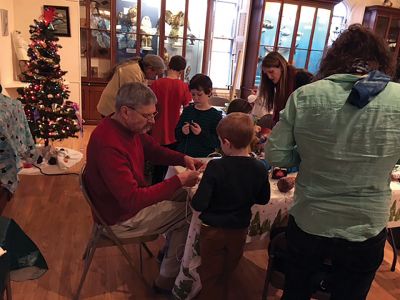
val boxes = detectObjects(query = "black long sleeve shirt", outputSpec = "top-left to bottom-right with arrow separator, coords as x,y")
175,104 -> 222,157
191,156 -> 270,229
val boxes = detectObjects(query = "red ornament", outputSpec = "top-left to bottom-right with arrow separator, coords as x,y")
43,7 -> 56,26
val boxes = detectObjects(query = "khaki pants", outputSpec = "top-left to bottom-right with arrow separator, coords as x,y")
198,225 -> 248,300
110,189 -> 191,278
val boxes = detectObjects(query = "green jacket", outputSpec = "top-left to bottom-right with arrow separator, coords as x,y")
265,74 -> 400,241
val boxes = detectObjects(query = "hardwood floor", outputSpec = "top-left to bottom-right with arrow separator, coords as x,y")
3,125 -> 400,300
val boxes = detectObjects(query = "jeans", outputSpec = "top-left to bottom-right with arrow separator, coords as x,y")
282,215 -> 386,300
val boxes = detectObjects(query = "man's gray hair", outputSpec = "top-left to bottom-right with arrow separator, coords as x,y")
115,82 -> 157,111
142,54 -> 166,71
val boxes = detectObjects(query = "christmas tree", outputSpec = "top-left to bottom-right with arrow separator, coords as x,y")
17,8 -> 80,147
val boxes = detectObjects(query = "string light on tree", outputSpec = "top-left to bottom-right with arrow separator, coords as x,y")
17,7 -> 81,147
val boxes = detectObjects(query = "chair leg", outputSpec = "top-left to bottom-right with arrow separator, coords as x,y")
82,225 -> 97,260
388,228 -> 398,272
141,242 -> 154,258
74,231 -> 100,300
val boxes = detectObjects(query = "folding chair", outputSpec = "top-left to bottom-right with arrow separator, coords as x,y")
262,232 -> 331,300
75,164 -> 159,299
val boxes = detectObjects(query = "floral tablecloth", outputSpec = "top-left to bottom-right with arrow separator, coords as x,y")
166,166 -> 400,300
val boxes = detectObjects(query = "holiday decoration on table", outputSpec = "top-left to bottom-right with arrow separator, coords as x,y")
16,7 -> 80,148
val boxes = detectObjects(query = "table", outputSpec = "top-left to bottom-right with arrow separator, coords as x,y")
167,165 -> 400,300
19,147 -> 83,175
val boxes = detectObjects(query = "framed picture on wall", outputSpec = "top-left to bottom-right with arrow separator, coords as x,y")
44,5 -> 71,37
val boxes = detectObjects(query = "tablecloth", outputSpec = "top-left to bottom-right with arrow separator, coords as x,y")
168,165 -> 400,299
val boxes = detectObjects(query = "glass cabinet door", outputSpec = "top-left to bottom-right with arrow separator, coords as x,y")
165,0 -> 186,57
256,2 -> 281,85
388,18 -> 400,54
277,3 -> 298,61
376,16 -> 390,38
115,0 -> 138,63
308,8 -> 331,73
293,6 -> 316,68
87,0 -> 111,79
140,0 -> 161,56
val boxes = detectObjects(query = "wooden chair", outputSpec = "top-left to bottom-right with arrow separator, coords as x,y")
262,232 -> 331,300
75,164 -> 159,300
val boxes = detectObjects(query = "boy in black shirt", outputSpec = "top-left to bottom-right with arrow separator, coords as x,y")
191,112 -> 270,299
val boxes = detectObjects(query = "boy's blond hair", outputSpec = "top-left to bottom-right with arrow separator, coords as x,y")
217,112 -> 254,149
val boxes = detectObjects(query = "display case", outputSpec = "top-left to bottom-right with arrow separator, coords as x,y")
363,6 -> 400,63
79,0 -> 212,124
240,0 -> 340,97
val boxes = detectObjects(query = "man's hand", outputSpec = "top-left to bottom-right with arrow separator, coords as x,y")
182,122 -> 190,135
184,155 -> 203,170
177,170 -> 200,187
190,122 -> 202,135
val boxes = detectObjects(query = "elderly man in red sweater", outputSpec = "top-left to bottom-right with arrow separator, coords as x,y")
85,82 -> 202,292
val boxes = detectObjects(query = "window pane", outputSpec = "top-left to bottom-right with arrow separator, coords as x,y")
328,2 -> 347,46
277,47 -> 290,61
188,1 -> 207,40
296,6 -> 315,50
278,4 -> 298,48
90,30 -> 111,79
308,50 -> 323,74
116,33 -> 137,63
90,0 -> 111,30
209,51 -> 232,88
141,0 -> 160,55
388,19 -> 400,53
214,2 -> 237,38
293,49 -> 308,69
165,0 -> 186,44
376,16 -> 389,38
293,6 -> 315,69
311,8 -> 331,51
185,40 -> 204,80
260,2 -> 281,46
165,38 -> 184,57
80,29 -> 87,77
116,0 -> 138,60
139,33 -> 159,55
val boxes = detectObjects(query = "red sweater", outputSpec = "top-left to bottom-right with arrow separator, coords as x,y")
150,78 -> 192,145
85,117 -> 186,225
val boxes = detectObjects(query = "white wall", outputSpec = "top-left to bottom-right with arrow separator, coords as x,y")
0,0 -> 15,97
0,0 -> 80,106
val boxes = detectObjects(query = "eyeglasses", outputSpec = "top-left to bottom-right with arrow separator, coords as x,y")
124,106 -> 158,120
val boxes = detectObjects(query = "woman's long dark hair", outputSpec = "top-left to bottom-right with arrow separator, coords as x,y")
315,24 -> 395,80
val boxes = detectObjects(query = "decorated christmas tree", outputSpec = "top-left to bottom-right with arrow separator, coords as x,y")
17,8 -> 80,147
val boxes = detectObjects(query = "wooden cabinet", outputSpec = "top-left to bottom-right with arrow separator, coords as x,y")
81,83 -> 105,125
363,6 -> 400,62
240,0 -> 340,98
79,0 -> 214,124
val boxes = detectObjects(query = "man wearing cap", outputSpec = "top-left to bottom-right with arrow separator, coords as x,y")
97,54 -> 166,117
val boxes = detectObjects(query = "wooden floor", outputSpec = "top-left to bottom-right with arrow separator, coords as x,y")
4,125 -> 400,300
